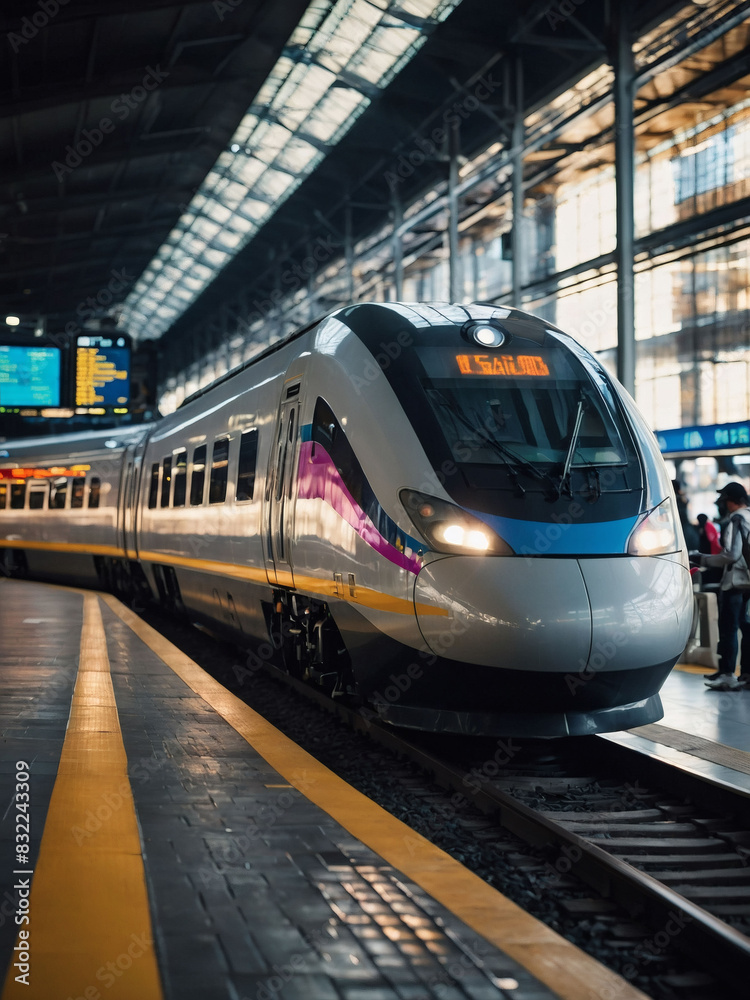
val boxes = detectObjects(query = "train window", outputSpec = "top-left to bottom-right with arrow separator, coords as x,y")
160,456 -> 171,507
50,478 -> 67,509
0,483 -> 6,509
190,445 -> 207,506
29,485 -> 47,509
236,430 -> 258,502
71,477 -> 86,509
148,463 -> 160,509
209,437 -> 229,504
173,451 -> 187,507
10,483 -> 26,509
422,379 -> 627,468
287,411 -> 297,499
312,397 -> 365,507
89,477 -> 101,508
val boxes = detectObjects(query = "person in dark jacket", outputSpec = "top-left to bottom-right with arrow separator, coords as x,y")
697,482 -> 750,690
672,480 -> 700,551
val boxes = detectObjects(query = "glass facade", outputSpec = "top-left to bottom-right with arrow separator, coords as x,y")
401,92 -> 750,442
157,7 -> 750,455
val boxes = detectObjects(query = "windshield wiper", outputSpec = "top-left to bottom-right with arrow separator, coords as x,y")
557,395 -> 587,499
433,393 -> 558,497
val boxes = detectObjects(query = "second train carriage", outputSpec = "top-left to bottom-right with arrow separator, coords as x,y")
0,303 -> 693,736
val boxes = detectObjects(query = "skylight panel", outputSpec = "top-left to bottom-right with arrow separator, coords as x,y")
354,25 -> 421,83
255,168 -> 296,201
191,217 -> 222,242
193,263 -> 214,282
226,213 -> 256,235
208,203 -> 233,226
120,0 -> 463,340
232,158 -> 266,187
276,137 -> 319,175
235,198 -> 270,221
251,121 -> 294,164
305,89 -> 366,143
182,275 -> 207,292
214,229 -> 244,251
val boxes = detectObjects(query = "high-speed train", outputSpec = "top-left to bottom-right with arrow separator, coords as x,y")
0,303 -> 692,736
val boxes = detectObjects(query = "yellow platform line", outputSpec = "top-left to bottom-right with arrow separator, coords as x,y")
102,593 -> 650,1000
2,593 -> 163,1000
673,662 -> 716,676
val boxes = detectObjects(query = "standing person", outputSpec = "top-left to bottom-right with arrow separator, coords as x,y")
672,480 -> 700,551
696,513 -> 722,588
698,482 -> 750,690
697,513 -> 721,555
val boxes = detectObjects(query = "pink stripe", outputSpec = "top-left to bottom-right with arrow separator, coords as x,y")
297,440 -> 422,575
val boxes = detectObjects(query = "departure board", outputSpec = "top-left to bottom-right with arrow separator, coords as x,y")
75,335 -> 130,408
0,345 -> 61,407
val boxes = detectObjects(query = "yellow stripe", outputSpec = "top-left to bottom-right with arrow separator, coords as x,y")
102,593 -> 649,1000
0,539 -> 123,557
1,594 -> 163,1000
0,537 -> 447,617
137,550 -> 449,617
673,662 -> 714,675
138,547 -> 269,583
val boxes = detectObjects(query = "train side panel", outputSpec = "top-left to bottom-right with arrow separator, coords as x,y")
0,427 -> 148,586
135,345 -> 293,640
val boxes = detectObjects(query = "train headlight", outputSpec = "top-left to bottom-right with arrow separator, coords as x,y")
462,320 -> 507,349
400,489 -> 513,556
627,498 -> 680,556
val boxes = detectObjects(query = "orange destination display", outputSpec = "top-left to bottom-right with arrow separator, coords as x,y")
75,335 -> 130,408
455,353 -> 550,376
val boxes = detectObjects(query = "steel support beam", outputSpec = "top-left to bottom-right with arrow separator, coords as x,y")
345,200 -> 354,302
392,193 -> 404,301
511,56 -> 524,306
448,120 -> 461,302
613,7 -> 636,395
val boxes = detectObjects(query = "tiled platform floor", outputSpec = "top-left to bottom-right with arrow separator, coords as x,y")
2,580 -> 648,1000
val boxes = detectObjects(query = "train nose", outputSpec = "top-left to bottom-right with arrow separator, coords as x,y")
414,556 -> 591,671
413,554 -> 692,673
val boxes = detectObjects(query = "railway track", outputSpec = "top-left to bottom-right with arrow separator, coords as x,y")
258,664 -> 750,995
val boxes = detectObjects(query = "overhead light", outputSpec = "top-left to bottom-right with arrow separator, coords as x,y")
5,316 -> 20,326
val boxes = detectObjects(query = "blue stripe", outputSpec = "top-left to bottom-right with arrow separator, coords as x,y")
469,509 -> 640,556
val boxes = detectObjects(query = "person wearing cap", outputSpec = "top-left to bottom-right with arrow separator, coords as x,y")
697,482 -> 750,690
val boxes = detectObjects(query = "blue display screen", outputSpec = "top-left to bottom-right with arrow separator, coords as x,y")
656,420 -> 750,454
0,345 -> 61,407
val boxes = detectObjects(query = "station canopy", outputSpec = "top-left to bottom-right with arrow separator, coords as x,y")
2,0 -> 738,346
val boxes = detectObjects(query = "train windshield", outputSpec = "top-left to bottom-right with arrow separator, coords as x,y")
422,378 -> 627,470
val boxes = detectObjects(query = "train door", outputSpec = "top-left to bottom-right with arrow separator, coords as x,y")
118,444 -> 136,558
120,437 -> 147,560
264,380 -> 302,588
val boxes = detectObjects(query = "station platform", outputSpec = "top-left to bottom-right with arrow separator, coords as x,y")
0,579 -> 649,1000
606,662 -> 750,795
